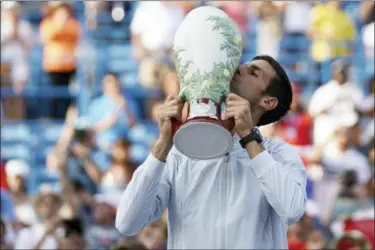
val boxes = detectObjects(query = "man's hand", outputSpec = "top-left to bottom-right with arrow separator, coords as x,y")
222,93 -> 254,138
156,95 -> 184,142
71,143 -> 90,159
44,217 -> 62,235
152,95 -> 184,162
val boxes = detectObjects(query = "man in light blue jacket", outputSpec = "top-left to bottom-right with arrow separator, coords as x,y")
116,55 -> 307,249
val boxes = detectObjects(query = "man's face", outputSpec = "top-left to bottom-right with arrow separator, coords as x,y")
36,195 -> 61,220
137,220 -> 166,249
59,234 -> 85,250
103,75 -> 120,95
230,60 -> 276,107
335,127 -> 351,148
111,143 -> 130,162
369,146 -> 374,165
93,202 -> 114,224
333,68 -> 348,84
7,175 -> 25,193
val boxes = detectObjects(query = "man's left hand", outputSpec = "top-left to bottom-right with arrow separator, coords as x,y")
222,93 -> 254,137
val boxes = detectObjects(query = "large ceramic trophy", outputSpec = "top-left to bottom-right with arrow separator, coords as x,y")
172,6 -> 242,160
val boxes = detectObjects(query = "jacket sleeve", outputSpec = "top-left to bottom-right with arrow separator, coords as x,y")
115,153 -> 172,236
250,142 -> 307,225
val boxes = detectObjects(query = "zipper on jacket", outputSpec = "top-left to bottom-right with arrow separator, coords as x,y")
222,153 -> 229,249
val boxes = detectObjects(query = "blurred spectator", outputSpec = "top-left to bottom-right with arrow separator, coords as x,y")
54,104 -> 79,151
358,75 -> 374,147
130,1 -> 185,59
276,84 -> 313,148
362,22 -> 374,60
359,1 -> 375,26
110,238 -> 147,250
67,128 -> 109,194
137,219 -> 167,250
1,162 -> 7,189
85,193 -> 122,249
308,1 -> 356,66
176,1 -> 197,15
5,160 -> 38,227
84,1 -> 109,29
308,59 -> 363,146
1,1 -> 35,119
14,192 -> 63,249
288,199 -> 324,250
0,218 -> 16,250
0,189 -> 17,249
40,2 -> 81,118
57,218 -> 86,250
253,2 -> 282,58
100,138 -> 136,193
325,170 -> 361,227
138,57 -> 160,89
85,72 -> 135,152
281,2 -> 311,36
0,189 -> 16,223
308,124 -> 372,219
366,139 -> 374,202
330,230 -> 372,250
359,1 -> 374,59
287,223 -> 307,250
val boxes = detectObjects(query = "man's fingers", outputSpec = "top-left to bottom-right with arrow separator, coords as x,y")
159,106 -> 182,121
226,93 -> 242,102
165,99 -> 179,107
225,100 -> 245,109
221,110 -> 235,120
166,94 -> 176,101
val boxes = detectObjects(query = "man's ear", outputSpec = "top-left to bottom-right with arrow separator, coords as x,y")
260,96 -> 278,111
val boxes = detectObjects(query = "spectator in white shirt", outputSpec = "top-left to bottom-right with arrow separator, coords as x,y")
14,192 -> 63,250
282,2 -> 312,35
308,59 -> 363,146
308,124 -> 372,219
363,22 -> 374,60
130,1 -> 185,58
1,1 -> 34,94
357,75 -> 374,147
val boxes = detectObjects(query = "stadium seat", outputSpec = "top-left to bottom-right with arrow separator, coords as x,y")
107,44 -> 132,59
1,144 -> 30,160
129,144 -> 149,164
120,72 -> 138,87
107,59 -> 138,73
1,123 -> 31,142
128,123 -> 158,146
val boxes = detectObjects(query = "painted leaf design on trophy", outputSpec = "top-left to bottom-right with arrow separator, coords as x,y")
172,14 -> 242,103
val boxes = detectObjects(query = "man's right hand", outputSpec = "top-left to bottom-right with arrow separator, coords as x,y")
156,95 -> 184,142
152,95 -> 184,162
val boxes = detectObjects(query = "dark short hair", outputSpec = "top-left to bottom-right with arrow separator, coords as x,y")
104,72 -> 120,79
251,55 -> 293,126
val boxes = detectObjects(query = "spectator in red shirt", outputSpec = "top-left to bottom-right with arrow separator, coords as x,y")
1,163 -> 7,189
276,84 -> 313,147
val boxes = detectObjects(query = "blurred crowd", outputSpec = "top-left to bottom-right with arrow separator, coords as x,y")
1,1 -> 374,250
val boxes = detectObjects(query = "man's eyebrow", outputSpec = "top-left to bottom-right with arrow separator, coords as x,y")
248,64 -> 266,75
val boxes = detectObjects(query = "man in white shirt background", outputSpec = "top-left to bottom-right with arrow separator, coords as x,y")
116,55 -> 307,249
308,59 -> 363,146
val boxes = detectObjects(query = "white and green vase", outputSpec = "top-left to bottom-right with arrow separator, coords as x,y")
172,6 -> 242,159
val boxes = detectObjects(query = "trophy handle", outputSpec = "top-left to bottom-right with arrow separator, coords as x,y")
221,95 -> 235,134
171,101 -> 190,135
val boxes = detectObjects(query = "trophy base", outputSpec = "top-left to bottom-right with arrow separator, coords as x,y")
173,119 -> 233,160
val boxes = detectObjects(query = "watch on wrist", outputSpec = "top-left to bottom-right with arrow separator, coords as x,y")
239,127 -> 263,148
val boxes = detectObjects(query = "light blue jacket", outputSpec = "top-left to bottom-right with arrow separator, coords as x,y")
116,137 -> 307,249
